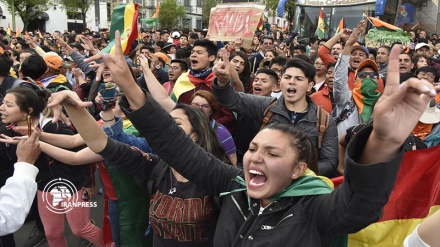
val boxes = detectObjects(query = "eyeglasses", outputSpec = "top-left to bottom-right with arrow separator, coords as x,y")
418,72 -> 435,79
168,66 -> 181,71
314,62 -> 324,67
357,72 -> 379,79
191,103 -> 211,110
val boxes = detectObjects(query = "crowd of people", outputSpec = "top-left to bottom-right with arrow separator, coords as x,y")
0,16 -> 439,247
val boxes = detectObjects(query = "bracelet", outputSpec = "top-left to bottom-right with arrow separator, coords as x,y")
102,117 -> 115,122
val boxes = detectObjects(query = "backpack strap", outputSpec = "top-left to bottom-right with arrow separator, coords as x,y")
146,159 -> 169,197
260,100 -> 277,130
316,106 -> 330,149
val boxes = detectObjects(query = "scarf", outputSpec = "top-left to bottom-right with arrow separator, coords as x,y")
191,68 -> 212,79
352,78 -> 381,123
170,71 -> 216,102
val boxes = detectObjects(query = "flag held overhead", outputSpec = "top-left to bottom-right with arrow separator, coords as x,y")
102,3 -> 139,55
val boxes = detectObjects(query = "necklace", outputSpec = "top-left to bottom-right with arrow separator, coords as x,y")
296,104 -> 309,113
168,170 -> 177,195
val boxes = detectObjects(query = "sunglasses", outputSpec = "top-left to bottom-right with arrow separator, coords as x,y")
357,72 -> 379,79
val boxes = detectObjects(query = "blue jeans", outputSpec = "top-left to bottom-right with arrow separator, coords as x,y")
108,199 -> 120,247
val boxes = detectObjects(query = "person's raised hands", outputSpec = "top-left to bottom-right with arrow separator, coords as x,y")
84,31 -> 135,89
337,28 -> 353,42
138,54 -> 151,72
47,91 -> 93,123
346,20 -> 366,46
80,35 -> 95,52
372,45 -> 440,146
213,48 -> 231,84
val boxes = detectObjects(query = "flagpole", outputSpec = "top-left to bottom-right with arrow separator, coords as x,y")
11,0 -> 16,30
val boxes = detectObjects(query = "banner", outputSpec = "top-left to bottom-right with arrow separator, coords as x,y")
207,3 -> 265,49
365,28 -> 411,49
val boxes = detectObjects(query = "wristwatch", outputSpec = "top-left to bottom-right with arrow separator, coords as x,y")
155,65 -> 161,70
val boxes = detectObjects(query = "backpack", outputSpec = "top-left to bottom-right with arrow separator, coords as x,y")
0,77 -> 43,103
260,100 -> 330,149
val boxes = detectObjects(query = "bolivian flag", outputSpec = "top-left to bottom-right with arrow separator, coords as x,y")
315,8 -> 325,39
170,72 -> 195,103
102,3 -> 139,55
348,145 -> 440,246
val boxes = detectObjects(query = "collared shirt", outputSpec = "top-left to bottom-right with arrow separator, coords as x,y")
40,75 -> 57,87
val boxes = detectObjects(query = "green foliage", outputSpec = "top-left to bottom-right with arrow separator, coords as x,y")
0,0 -> 49,31
202,0 -> 218,29
263,0 -> 296,30
158,0 -> 186,29
57,0 -> 94,28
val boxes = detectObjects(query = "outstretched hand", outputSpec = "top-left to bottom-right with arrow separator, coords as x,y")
47,91 -> 93,123
371,45 -> 439,145
213,48 -> 231,84
84,31 -> 135,90
346,20 -> 366,46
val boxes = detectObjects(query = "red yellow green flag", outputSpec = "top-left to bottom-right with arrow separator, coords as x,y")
348,145 -> 440,246
368,16 -> 402,32
335,18 -> 344,34
102,3 -> 139,55
315,8 -> 325,38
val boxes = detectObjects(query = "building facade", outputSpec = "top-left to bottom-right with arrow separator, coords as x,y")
0,1 -> 108,33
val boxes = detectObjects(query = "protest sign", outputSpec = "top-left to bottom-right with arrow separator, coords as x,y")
208,3 -> 265,49
365,28 -> 411,49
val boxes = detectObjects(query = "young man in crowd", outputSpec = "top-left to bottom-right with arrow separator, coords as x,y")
249,35 -> 274,73
376,46 -> 390,81
213,51 -> 339,178
162,59 -> 188,95
40,54 -> 72,92
170,39 -> 236,131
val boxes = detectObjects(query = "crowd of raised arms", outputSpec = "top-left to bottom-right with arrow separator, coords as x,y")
0,18 -> 439,247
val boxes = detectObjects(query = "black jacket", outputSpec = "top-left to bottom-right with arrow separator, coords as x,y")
212,80 -> 339,177
123,93 -> 403,247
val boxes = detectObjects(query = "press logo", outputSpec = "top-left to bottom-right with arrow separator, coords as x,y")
42,178 -> 97,214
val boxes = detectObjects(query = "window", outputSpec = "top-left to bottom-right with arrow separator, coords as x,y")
197,0 -> 201,7
184,0 -> 190,7
196,19 -> 202,29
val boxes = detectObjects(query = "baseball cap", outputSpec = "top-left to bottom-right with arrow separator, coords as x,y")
171,31 -> 180,39
155,52 -> 171,65
354,59 -> 379,78
44,54 -> 64,70
351,45 -> 369,57
415,43 -> 429,51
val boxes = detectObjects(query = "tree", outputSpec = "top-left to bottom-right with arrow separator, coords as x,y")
0,0 -> 49,31
202,0 -> 218,29
158,0 -> 186,29
57,0 -> 94,29
265,0 -> 296,31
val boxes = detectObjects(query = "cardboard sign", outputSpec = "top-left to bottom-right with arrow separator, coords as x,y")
365,28 -> 411,49
208,3 -> 265,49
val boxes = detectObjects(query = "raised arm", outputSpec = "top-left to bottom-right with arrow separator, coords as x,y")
40,142 -> 103,165
137,54 -> 176,112
309,44 -> 440,237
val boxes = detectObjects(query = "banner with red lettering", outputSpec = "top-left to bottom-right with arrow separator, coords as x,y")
207,3 -> 265,49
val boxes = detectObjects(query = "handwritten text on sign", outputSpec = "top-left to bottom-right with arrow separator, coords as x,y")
208,4 -> 265,48
365,29 -> 411,49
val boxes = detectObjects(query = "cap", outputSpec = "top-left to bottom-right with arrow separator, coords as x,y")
171,31 -> 180,39
162,43 -> 176,51
154,52 -> 171,65
354,59 -> 379,78
419,99 -> 440,124
351,45 -> 370,57
415,43 -> 429,51
44,54 -> 64,70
